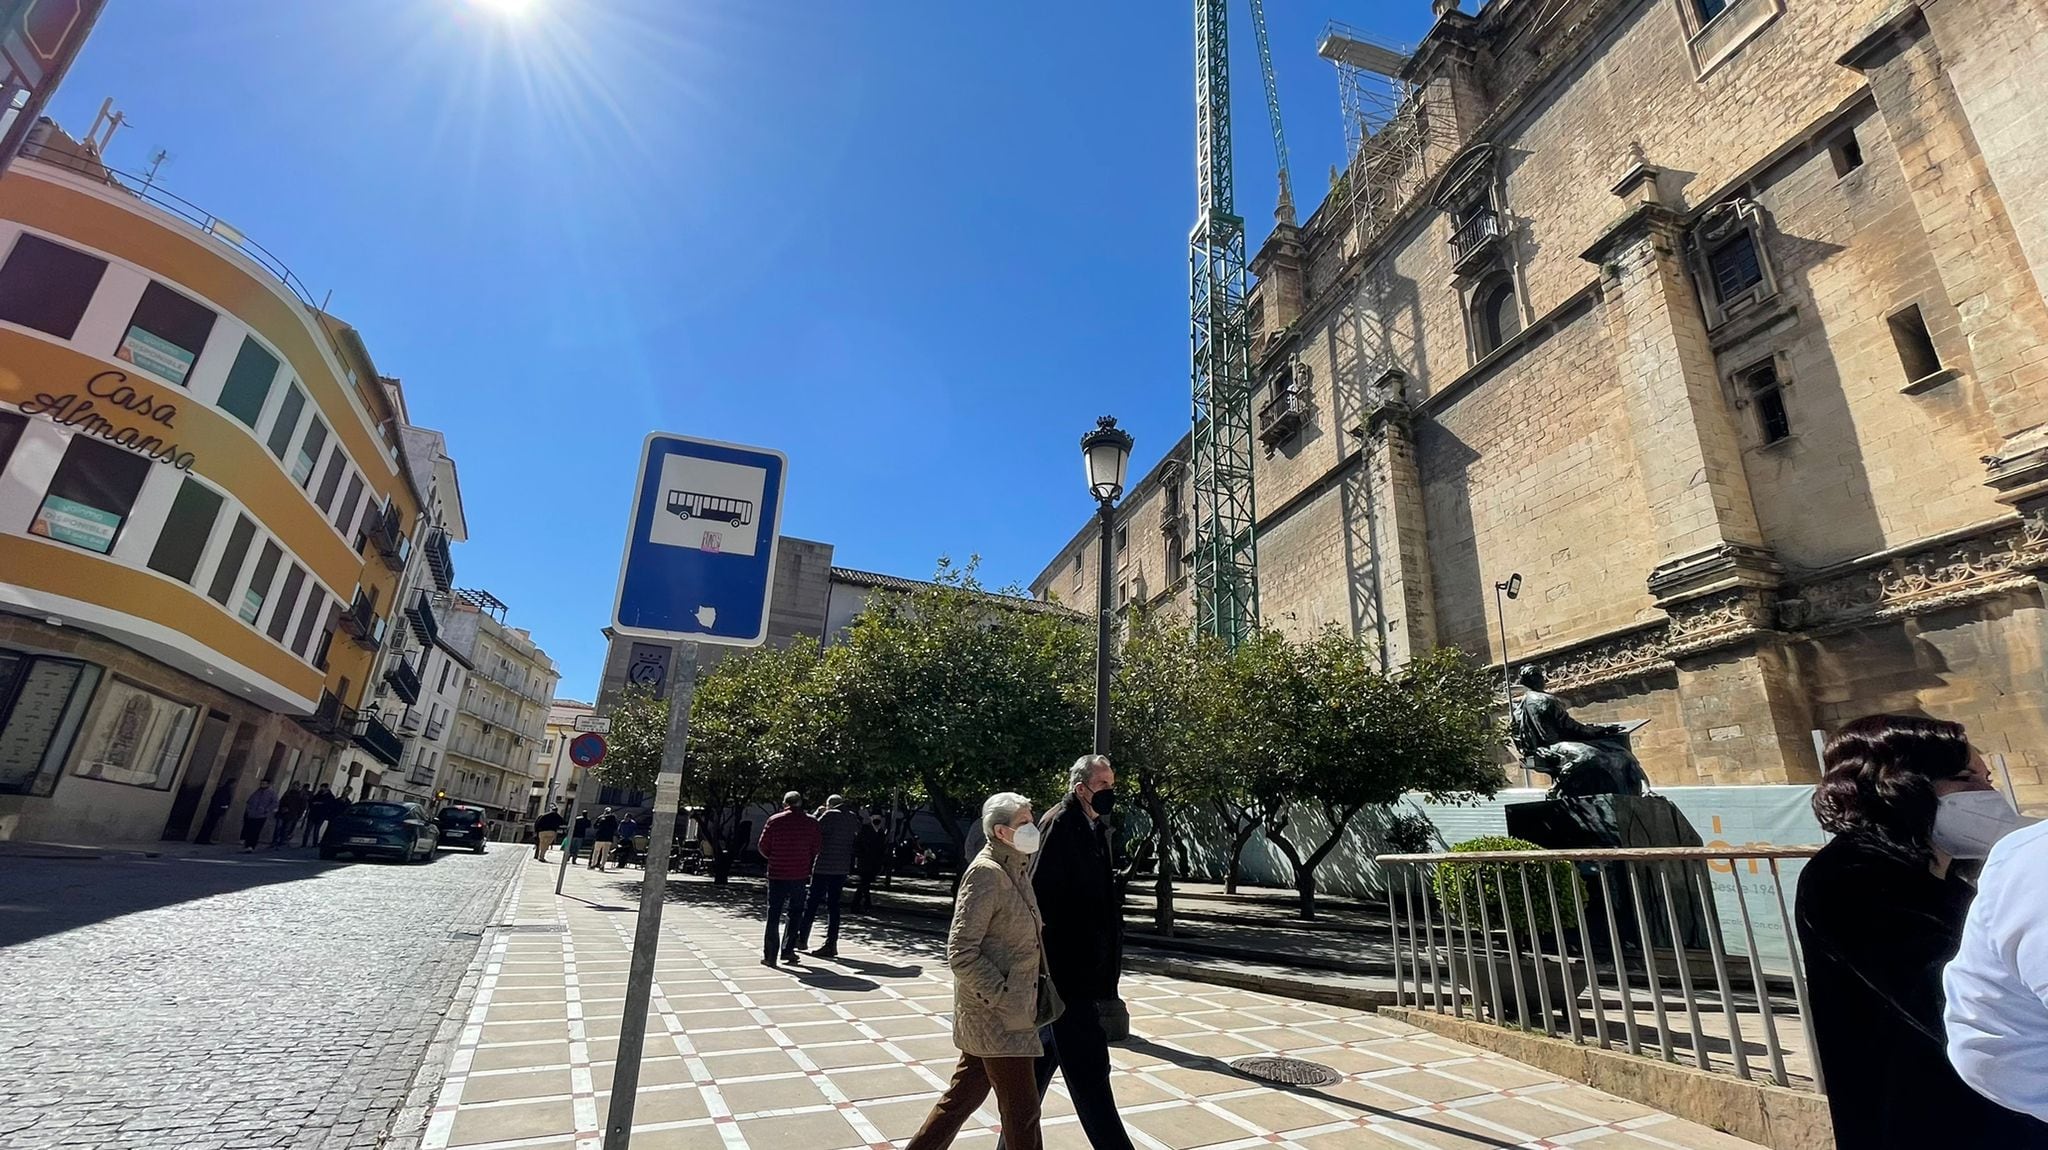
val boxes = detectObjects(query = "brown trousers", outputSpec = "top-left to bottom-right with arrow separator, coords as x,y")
905,1052 -> 1041,1150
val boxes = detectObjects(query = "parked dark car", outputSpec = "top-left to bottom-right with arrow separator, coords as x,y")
320,801 -> 439,863
436,805 -> 489,853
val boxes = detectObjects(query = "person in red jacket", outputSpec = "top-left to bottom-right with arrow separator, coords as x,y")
758,791 -> 823,967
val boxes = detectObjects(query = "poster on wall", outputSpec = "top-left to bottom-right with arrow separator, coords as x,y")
74,679 -> 196,790
116,326 -> 195,385
30,494 -> 120,553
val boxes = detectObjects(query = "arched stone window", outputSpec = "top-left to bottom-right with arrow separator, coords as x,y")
1472,275 -> 1523,358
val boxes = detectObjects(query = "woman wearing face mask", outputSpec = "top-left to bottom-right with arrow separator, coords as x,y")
903,792 -> 1057,1150
1796,714 -> 2048,1148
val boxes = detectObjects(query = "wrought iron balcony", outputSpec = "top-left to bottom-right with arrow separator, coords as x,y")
351,708 -> 405,767
365,500 -> 407,570
397,705 -> 422,735
406,591 -> 440,648
1257,385 -> 1306,454
384,653 -> 422,704
1449,203 -> 1505,272
294,690 -> 352,742
338,592 -> 384,650
425,715 -> 445,740
424,528 -> 455,591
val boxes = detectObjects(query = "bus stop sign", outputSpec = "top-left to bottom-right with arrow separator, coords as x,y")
611,433 -> 787,647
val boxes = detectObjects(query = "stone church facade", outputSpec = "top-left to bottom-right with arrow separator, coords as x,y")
1033,0 -> 2048,804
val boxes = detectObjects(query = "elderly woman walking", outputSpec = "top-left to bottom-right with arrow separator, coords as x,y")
904,792 -> 1058,1150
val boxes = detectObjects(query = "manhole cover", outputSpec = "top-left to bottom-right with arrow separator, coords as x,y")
1230,1056 -> 1342,1087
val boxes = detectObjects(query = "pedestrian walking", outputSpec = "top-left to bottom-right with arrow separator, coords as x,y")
616,814 -> 640,867
901,791 -> 1052,1150
1797,715 -> 2048,1148
568,811 -> 591,863
270,784 -> 307,848
1946,802 -> 2048,1122
534,806 -> 567,861
588,808 -> 619,871
196,779 -> 237,845
800,794 -> 861,957
758,791 -> 822,967
301,784 -> 338,847
852,811 -> 887,911
1013,754 -> 1134,1150
240,780 -> 280,854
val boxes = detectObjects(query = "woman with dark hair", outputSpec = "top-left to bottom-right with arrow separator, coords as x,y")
1796,714 -> 2048,1148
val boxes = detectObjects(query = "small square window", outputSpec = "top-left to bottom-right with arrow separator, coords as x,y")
1888,304 -> 1944,383
1115,525 -> 1129,569
117,282 -> 217,387
1738,358 -> 1791,445
1830,130 -> 1864,178
0,234 -> 107,339
1708,233 -> 1764,303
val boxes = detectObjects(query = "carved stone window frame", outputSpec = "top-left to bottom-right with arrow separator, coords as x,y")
1674,0 -> 1785,79
1687,198 -> 1778,330
1726,350 -> 1795,450
1434,144 -> 1509,278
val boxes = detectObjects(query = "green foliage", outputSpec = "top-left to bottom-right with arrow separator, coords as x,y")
592,685 -> 666,798
1381,810 -> 1437,855
1431,835 -> 1578,937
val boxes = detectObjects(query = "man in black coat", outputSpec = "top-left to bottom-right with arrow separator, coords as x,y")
1019,754 -> 1135,1150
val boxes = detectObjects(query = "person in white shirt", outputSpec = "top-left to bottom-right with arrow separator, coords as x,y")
1944,814 -> 2048,1122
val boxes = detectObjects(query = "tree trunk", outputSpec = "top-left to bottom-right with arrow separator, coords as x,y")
1141,788 -> 1176,937
1267,828 -> 1314,921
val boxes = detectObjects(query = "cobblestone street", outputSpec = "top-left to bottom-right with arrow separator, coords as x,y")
0,844 -> 523,1150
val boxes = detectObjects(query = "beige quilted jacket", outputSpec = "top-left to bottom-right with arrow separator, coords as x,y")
946,840 -> 1046,1058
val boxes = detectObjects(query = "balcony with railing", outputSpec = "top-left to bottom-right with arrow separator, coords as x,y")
1449,202 -> 1506,273
294,690 -> 352,742
1256,381 -> 1306,455
406,591 -> 440,649
338,592 -> 384,651
365,500 -> 407,571
424,529 -> 456,591
351,707 -> 405,768
425,714 -> 446,741
396,705 -> 422,735
383,653 -> 422,705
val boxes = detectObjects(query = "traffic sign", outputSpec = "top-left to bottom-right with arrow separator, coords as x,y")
568,732 -> 607,768
611,433 -> 787,647
573,715 -> 612,734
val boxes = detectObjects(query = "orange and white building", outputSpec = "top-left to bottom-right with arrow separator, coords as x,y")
0,121 -> 454,843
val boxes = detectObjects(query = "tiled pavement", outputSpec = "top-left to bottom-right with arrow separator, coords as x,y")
418,861 -> 1767,1150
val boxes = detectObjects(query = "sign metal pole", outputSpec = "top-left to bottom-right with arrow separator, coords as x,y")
603,641 -> 699,1150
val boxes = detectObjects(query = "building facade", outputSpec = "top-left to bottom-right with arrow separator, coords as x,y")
1035,0 -> 2048,806
440,592 -> 558,828
0,123 -> 436,842
535,697 -> 594,816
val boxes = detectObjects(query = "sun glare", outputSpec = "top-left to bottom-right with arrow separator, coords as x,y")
464,0 -> 538,19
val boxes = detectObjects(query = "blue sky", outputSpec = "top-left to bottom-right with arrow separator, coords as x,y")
49,0 -> 1432,698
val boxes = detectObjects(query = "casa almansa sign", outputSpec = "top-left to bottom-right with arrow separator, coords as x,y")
18,369 -> 199,471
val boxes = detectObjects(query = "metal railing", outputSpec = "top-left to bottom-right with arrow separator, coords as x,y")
1376,846 -> 1823,1093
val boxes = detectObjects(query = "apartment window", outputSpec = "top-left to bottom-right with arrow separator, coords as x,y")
0,411 -> 25,474
31,436 -> 152,555
1738,358 -> 1791,444
117,282 -> 217,387
0,233 -> 106,339
265,383 -> 306,460
312,613 -> 340,671
313,452 -> 346,513
1696,0 -> 1730,22
146,477 -> 226,583
73,677 -> 196,791
291,417 -> 329,488
0,648 -> 103,797
1070,552 -> 1083,594
1830,129 -> 1864,177
292,588 -> 327,658
239,540 -> 283,625
216,337 -> 280,429
439,658 -> 453,692
266,564 -> 308,643
1889,305 -> 1944,384
206,515 -> 257,607
333,473 -> 365,535
1472,275 -> 1522,358
1689,199 -> 1775,324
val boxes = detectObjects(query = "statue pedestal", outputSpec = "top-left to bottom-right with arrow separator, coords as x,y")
1506,795 -> 1708,953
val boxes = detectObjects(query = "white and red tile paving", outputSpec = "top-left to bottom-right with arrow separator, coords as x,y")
416,863 -> 1766,1150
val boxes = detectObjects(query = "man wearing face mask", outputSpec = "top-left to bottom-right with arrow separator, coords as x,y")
1012,754 -> 1136,1150
1945,788 -> 2048,1124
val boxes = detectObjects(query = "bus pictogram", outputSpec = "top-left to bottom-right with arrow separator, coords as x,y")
666,489 -> 753,528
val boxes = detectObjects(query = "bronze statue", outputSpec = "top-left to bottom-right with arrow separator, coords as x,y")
1509,665 -> 1651,798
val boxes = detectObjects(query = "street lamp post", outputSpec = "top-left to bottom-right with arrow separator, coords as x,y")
1494,572 -> 1524,785
1081,416 -> 1134,756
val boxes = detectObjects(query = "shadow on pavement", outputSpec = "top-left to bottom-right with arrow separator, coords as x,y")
0,850 -> 352,949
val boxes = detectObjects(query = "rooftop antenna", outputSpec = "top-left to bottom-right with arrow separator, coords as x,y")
141,148 -> 170,190
83,97 -> 126,156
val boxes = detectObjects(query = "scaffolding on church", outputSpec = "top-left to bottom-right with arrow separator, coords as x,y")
1318,22 -> 1455,253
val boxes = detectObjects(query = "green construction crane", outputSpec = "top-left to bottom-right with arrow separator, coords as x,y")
1190,0 -> 1289,647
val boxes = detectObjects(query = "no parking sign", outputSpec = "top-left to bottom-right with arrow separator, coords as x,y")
568,732 -> 607,768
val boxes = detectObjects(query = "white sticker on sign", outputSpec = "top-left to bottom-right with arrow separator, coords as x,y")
648,455 -> 766,558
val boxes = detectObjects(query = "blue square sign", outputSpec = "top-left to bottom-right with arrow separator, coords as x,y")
611,433 -> 787,646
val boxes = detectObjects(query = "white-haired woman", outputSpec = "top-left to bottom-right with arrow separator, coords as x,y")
904,792 -> 1055,1150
